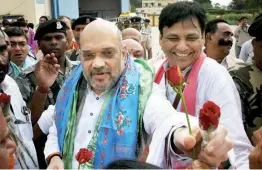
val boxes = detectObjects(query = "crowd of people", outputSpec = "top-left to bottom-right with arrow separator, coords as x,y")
0,1 -> 262,169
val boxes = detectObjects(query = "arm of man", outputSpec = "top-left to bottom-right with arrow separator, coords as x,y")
44,119 -> 64,169
205,66 -> 253,168
234,26 -> 241,38
30,54 -> 60,125
143,84 -> 232,168
239,41 -> 250,62
33,105 -> 55,140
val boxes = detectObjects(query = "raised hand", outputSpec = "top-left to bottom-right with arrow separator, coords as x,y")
34,53 -> 60,89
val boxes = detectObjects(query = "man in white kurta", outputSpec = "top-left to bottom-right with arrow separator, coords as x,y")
44,19 -> 232,169
156,2 -> 253,169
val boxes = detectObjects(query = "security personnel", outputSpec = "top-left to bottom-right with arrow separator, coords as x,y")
15,19 -> 79,169
67,15 -> 96,61
230,17 -> 262,142
130,16 -> 152,59
142,18 -> 152,35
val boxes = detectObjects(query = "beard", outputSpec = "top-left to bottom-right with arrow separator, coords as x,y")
0,64 -> 8,84
83,62 -> 125,93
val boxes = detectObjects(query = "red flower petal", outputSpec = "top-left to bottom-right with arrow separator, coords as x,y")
199,101 -> 221,131
166,65 -> 185,87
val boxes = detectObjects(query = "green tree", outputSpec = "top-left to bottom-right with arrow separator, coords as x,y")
193,0 -> 212,9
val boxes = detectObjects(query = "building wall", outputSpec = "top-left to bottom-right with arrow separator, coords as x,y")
35,0 -> 52,23
137,0 -> 176,15
0,0 -> 52,24
57,0 -> 79,19
78,0 -> 121,18
0,0 -> 36,23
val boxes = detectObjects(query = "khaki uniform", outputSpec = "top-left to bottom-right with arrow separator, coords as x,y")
141,31 -> 152,60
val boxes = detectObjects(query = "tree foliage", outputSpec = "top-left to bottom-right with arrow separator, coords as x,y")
228,0 -> 262,10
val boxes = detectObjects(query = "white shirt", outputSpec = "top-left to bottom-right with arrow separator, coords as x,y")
44,82 -> 199,168
155,57 -> 253,169
239,39 -> 254,63
1,75 -> 38,169
221,55 -> 245,70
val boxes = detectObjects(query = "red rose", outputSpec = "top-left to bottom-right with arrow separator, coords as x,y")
0,93 -> 11,106
199,101 -> 221,131
75,148 -> 93,164
166,65 -> 185,87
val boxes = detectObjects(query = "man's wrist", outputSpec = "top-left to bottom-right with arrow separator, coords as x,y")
47,152 -> 62,165
36,86 -> 50,94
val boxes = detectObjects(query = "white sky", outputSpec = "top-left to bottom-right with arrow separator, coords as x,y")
211,0 -> 232,6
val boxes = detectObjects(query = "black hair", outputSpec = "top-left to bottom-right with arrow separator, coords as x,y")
240,16 -> 248,21
40,16 -> 48,21
12,21 -> 28,28
159,1 -> 206,35
58,15 -> 72,25
2,19 -> 10,26
27,23 -> 34,29
205,19 -> 228,37
4,27 -> 27,41
105,159 -> 161,169
17,17 -> 26,22
254,14 -> 262,22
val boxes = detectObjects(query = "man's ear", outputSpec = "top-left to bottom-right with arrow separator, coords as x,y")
159,33 -> 163,48
251,38 -> 256,48
122,44 -> 127,61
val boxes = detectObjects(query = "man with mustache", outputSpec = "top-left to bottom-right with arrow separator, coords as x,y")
154,2 -> 252,169
44,19 -> 232,169
0,28 -> 38,169
15,19 -> 79,168
205,19 -> 244,70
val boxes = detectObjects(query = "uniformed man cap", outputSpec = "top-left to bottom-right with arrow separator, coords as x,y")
144,18 -> 150,22
130,16 -> 142,23
248,17 -> 262,41
35,19 -> 66,40
72,15 -> 96,30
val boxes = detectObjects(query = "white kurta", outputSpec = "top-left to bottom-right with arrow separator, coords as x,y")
1,75 -> 38,169
221,55 -> 245,70
44,83 -> 197,168
156,57 -> 253,169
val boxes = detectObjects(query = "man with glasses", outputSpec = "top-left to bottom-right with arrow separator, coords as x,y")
12,21 -> 37,61
4,27 -> 36,70
15,19 -> 79,169
0,26 -> 38,169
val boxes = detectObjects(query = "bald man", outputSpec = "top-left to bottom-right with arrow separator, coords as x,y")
44,19 -> 233,169
123,39 -> 144,58
122,28 -> 142,43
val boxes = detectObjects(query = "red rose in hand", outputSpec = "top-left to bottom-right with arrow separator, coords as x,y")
199,101 -> 221,131
0,93 -> 11,106
75,148 -> 93,164
166,65 -> 185,87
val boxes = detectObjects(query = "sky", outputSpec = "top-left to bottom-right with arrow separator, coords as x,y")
211,0 -> 232,6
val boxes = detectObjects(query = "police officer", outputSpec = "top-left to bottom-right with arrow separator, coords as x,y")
142,18 -> 152,35
230,17 -> 262,143
130,16 -> 152,59
15,19 -> 79,168
67,15 -> 96,61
